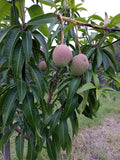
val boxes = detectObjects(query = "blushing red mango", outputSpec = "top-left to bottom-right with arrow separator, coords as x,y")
70,54 -> 89,76
53,44 -> 73,67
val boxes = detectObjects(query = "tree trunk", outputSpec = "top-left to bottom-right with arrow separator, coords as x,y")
3,127 -> 11,160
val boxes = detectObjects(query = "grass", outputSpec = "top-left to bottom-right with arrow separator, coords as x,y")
78,91 -> 120,129
1,91 -> 120,160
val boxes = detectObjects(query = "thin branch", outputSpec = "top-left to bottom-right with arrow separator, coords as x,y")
102,39 -> 120,48
15,127 -> 29,140
57,15 -> 120,32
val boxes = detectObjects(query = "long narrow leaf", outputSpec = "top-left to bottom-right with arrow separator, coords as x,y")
58,121 -> 68,150
28,65 -> 45,97
12,41 -> 25,79
62,77 -> 81,119
0,26 -> 16,43
15,134 -> 24,160
23,93 -> 37,130
77,83 -> 95,94
0,122 -> 19,150
32,31 -> 49,60
49,109 -> 62,135
27,13 -> 57,26
46,138 -> 57,160
17,79 -> 26,103
22,30 -> 32,61
2,87 -> 17,125
5,29 -> 22,65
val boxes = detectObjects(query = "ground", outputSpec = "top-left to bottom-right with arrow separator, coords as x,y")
61,114 -> 120,160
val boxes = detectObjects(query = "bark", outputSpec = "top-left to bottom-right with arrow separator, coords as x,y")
3,127 -> 11,160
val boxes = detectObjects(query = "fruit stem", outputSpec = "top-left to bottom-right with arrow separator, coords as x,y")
74,24 -> 82,54
58,14 -> 64,44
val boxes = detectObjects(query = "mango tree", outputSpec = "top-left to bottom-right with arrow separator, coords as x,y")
0,0 -> 120,160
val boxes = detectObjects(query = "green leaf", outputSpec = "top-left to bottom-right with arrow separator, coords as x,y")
27,13 -> 57,26
67,77 -> 81,100
78,91 -> 89,113
27,4 -> 49,37
0,122 -> 18,150
88,14 -> 104,21
27,4 -> 44,18
62,77 -> 81,119
70,112 -> 79,136
32,31 -> 49,60
26,139 -> 38,160
6,102 -> 18,126
30,84 -> 40,103
96,88 -> 102,100
28,65 -> 45,97
39,0 -> 56,7
86,47 -> 95,58
22,30 -> 32,61
17,79 -> 26,103
111,14 -> 120,25
103,54 -> 110,71
2,87 -> 17,126
0,26 -> 16,43
103,49 -> 118,72
49,109 -> 62,135
5,28 -> 22,65
46,138 -> 57,160
93,73 -> 99,88
10,5 -> 19,25
15,134 -> 24,160
0,0 -> 12,22
58,120 -> 68,150
66,134 -> 72,157
97,47 -> 103,67
77,83 -> 95,94
0,90 -> 9,116
55,76 -> 72,95
23,93 -> 37,130
52,131 -> 61,159
12,41 -> 25,79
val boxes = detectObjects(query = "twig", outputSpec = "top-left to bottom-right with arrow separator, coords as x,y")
57,15 -> 120,32
102,39 -> 120,48
15,127 -> 29,140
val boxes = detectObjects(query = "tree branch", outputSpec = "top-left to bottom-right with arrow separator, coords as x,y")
15,127 -> 29,140
57,14 -> 120,32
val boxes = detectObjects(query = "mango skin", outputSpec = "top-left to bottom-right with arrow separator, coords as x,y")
70,54 -> 89,76
53,44 -> 73,67
39,61 -> 46,71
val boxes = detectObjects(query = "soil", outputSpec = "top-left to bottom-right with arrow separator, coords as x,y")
71,115 -> 120,160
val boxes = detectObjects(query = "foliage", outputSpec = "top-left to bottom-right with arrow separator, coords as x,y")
0,0 -> 120,160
